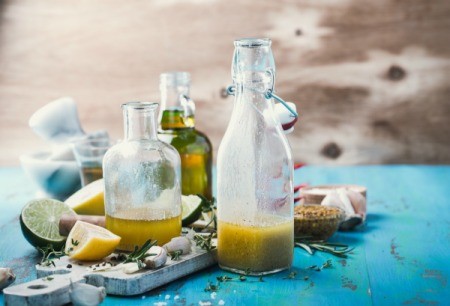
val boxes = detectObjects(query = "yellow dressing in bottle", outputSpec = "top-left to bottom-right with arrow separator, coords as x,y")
106,208 -> 181,251
218,214 -> 294,274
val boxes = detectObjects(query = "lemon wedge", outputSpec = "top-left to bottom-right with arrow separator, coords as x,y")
65,179 -> 105,215
65,221 -> 121,261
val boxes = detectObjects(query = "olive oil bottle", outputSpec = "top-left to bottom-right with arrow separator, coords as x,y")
158,72 -> 213,199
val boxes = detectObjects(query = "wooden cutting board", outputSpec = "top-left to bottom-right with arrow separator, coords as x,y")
3,247 -> 217,306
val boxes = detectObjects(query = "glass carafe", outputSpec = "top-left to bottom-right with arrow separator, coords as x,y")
217,38 -> 294,275
103,102 -> 182,251
158,72 -> 213,199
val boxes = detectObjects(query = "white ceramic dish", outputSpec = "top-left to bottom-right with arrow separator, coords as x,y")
20,151 -> 81,200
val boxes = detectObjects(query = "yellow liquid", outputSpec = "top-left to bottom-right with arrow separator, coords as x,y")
106,208 -> 181,251
218,215 -> 294,275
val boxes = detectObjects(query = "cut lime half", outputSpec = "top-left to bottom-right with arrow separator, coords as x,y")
181,195 -> 203,226
20,199 -> 76,249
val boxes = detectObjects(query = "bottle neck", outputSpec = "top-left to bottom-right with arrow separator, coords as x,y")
123,103 -> 158,141
233,75 -> 274,116
160,84 -> 195,130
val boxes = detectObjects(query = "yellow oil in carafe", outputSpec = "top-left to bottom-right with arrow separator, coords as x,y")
218,214 -> 294,274
106,208 -> 181,251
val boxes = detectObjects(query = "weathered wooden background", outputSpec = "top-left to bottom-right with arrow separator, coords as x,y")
1,0 -> 449,165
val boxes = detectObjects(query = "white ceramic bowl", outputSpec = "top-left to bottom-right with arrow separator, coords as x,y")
20,151 -> 81,200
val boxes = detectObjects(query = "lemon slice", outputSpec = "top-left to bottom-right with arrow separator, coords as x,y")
65,221 -> 121,261
181,195 -> 204,226
65,179 -> 105,215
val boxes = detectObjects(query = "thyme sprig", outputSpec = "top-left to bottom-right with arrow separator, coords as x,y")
193,232 -> 217,251
168,250 -> 183,261
197,194 -> 217,230
37,244 -> 67,267
295,236 -> 353,258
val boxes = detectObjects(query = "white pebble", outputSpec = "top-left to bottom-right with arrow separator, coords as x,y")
154,303 -> 167,306
219,300 -> 226,305
174,295 -> 180,300
165,295 -> 170,300
210,292 -> 217,299
199,301 -> 212,306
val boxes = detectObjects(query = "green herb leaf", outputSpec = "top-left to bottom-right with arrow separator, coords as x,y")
295,237 -> 353,258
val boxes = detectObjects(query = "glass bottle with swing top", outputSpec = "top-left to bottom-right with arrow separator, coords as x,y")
217,38 -> 295,275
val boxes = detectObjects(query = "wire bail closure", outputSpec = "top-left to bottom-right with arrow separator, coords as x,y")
227,68 -> 298,118
226,85 -> 298,118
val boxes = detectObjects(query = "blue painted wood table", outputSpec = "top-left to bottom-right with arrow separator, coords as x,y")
0,166 -> 449,305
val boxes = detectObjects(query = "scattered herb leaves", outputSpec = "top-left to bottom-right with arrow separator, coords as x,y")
204,281 -> 220,292
283,271 -> 297,279
307,260 -> 333,272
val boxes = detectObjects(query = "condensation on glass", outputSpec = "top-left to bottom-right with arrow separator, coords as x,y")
103,102 -> 182,251
217,38 -> 294,275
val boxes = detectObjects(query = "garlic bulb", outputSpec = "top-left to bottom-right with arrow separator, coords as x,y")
0,268 -> 15,290
69,281 -> 106,306
163,237 -> 191,255
346,189 -> 367,221
322,188 -> 366,230
143,246 -> 167,269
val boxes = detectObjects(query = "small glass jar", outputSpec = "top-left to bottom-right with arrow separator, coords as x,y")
103,102 -> 182,251
217,38 -> 294,275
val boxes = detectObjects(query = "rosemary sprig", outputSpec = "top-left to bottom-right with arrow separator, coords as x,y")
122,239 -> 157,268
37,244 -> 67,267
295,236 -> 353,258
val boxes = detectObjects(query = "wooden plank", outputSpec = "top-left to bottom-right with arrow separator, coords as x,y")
3,249 -> 217,304
1,0 -> 450,165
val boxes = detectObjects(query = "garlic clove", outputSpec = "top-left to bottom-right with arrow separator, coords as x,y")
69,281 -> 106,306
163,236 -> 191,255
143,246 -> 167,269
346,189 -> 367,221
0,268 -> 15,291
121,262 -> 141,274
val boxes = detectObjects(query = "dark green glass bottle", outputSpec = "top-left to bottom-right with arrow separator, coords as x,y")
158,72 -> 213,199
